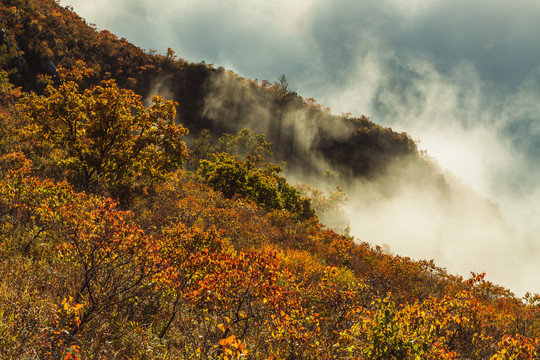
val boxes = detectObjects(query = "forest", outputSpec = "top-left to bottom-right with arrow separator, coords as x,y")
1,0 -> 540,358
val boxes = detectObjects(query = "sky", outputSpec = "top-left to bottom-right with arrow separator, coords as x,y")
59,0 -> 540,293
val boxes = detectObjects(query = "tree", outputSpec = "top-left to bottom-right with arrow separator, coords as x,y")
217,128 -> 273,161
187,129 -> 215,170
18,62 -> 189,199
198,152 -> 315,221
0,69 -> 20,106
296,184 -> 350,233
275,74 -> 289,102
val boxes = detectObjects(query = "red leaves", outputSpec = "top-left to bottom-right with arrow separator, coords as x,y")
2,153 -> 540,358
3,67 -> 540,358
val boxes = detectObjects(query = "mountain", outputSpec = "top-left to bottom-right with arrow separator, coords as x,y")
1,0 -> 539,359
1,0 -> 430,180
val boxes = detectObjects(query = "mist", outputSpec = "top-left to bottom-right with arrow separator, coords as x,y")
59,0 -> 540,295
328,51 -> 540,294
199,67 -> 540,295
341,163 -> 537,295
322,47 -> 540,295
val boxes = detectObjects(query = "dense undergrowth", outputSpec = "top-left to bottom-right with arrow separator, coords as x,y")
1,0 -> 540,359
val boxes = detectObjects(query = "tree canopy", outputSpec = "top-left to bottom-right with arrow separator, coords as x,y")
18,62 -> 189,200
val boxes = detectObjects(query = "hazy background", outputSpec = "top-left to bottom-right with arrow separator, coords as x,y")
60,0 -> 540,294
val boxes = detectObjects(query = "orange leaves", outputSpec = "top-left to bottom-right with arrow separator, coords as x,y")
492,334 -> 539,359
343,287 -> 539,360
0,151 -> 33,176
468,271 -> 487,285
56,60 -> 94,81
185,250 -> 285,309
219,334 -> 237,346
3,152 -> 540,359
302,97 -> 331,112
152,224 -> 228,291
62,346 -> 81,360
217,334 -> 247,359
4,58 -> 540,359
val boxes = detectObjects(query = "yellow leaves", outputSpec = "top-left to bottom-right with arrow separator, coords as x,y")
4,59 -> 540,359
62,297 -> 71,312
18,62 -> 189,196
61,296 -> 85,327
217,323 -> 227,333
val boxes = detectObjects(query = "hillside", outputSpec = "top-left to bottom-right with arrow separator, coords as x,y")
0,0 -> 428,181
1,0 -> 540,359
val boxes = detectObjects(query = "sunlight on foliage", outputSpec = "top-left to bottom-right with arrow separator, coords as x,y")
1,1 -> 539,357
18,61 -> 189,201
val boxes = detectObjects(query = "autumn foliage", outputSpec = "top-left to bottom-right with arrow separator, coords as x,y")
1,1 -> 540,359
17,62 -> 188,202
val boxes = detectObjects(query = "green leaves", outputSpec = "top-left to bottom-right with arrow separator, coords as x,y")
217,128 -> 273,161
198,152 -> 314,221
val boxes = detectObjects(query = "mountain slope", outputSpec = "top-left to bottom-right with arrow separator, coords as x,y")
1,0 -> 431,182
1,0 -> 539,359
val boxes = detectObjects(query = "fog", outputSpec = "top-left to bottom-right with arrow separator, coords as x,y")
323,47 -> 540,294
341,164 -> 536,295
200,68 -> 539,295
59,0 -> 540,295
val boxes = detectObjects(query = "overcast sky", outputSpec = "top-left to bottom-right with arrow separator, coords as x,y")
59,0 -> 540,290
